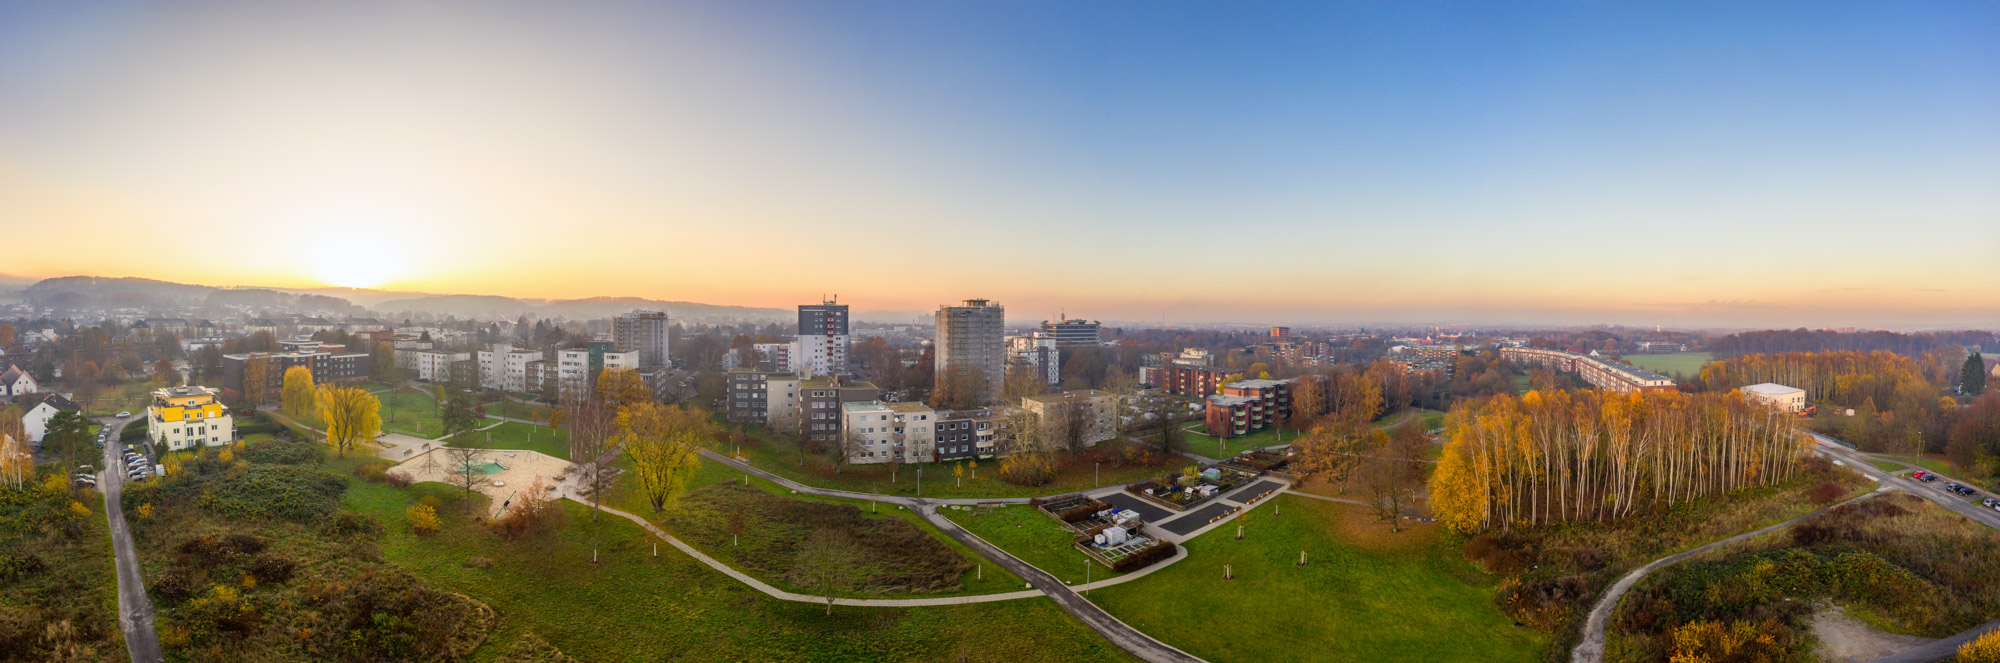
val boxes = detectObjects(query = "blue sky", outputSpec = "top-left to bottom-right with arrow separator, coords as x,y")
0,1 -> 1994,327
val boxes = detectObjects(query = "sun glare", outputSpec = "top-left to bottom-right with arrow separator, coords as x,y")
312,238 -> 401,289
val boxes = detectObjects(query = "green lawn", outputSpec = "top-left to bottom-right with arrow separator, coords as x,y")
457,421 -> 571,460
941,503 -> 1124,586
486,399 -> 553,423
728,425 -> 1181,499
1621,352 -> 1714,377
377,389 -> 444,437
1180,424 -> 1299,458
341,458 -> 1132,662
1091,495 -> 1548,663
1872,454 -> 1961,478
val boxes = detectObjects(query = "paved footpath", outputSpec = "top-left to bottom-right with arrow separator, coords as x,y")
698,449 -> 1208,663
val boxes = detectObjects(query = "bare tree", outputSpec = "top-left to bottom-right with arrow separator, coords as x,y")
794,529 -> 868,615
562,388 -> 618,521
444,446 -> 485,507
831,428 -> 864,474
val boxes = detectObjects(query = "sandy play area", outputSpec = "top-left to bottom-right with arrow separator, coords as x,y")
389,447 -> 576,517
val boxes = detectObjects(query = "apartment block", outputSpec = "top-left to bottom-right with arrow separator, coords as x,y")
797,301 -> 849,377
840,400 -> 935,464
612,310 -> 671,368
148,386 -> 234,451
1021,389 -> 1118,447
935,299 -> 1006,404
801,376 -> 878,445
933,408 -> 1004,461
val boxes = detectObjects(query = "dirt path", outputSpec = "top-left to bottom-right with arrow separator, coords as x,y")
1810,603 -> 1935,663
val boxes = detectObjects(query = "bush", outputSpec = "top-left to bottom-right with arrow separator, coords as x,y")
151,566 -> 195,601
1806,481 -> 1847,505
406,504 -> 439,536
238,439 -> 320,465
997,454 -> 1056,487
1110,540 -> 1177,573
246,555 -> 297,584
198,466 -> 348,523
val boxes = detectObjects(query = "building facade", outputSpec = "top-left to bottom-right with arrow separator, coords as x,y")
840,401 -> 935,464
1742,383 -> 1807,412
1160,364 -> 1233,396
1007,335 -> 1061,386
223,349 -> 373,397
727,369 -> 794,423
1021,390 -> 1118,447
801,376 -> 878,445
1037,317 -> 1102,348
612,311 -> 671,368
932,408 -> 1004,461
147,386 -> 234,451
935,299 -> 1006,404
797,301 -> 849,377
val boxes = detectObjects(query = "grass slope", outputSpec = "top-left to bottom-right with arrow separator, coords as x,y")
1621,352 -> 1713,377
1092,495 -> 1547,663
941,503 -> 1124,586
727,425 -> 1180,499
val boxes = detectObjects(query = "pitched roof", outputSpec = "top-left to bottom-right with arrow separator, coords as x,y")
0,365 -> 27,384
17,392 -> 78,412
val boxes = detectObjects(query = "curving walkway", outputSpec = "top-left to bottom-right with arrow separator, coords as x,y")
1573,435 -> 2000,663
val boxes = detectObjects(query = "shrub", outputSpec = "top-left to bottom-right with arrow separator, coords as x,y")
383,473 -> 412,488
997,454 -> 1056,487
1806,481 -> 1846,505
1958,628 -> 2000,662
327,512 -> 380,536
406,504 -> 440,536
0,555 -> 48,582
1054,501 -> 1106,524
247,555 -> 297,584
1110,540 -> 1177,573
238,439 -> 320,465
151,566 -> 194,602
199,466 -> 347,523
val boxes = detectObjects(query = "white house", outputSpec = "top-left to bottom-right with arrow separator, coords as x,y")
1741,383 -> 1808,413
0,365 -> 37,398
19,393 -> 80,443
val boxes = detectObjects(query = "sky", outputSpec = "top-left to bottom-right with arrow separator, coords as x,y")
0,1 -> 1995,329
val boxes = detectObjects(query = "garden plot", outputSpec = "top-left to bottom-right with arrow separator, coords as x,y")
1124,465 -> 1257,512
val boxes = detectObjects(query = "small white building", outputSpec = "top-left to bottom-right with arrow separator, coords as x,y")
1741,383 -> 1807,412
18,393 -> 79,443
0,365 -> 37,398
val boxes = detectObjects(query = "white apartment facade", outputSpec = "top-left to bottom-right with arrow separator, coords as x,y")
840,401 -> 935,465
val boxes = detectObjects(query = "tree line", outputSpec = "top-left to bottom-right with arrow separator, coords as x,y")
1429,390 -> 1815,533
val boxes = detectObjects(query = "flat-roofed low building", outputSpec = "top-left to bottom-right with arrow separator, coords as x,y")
1741,383 -> 1807,412
933,407 -> 1003,461
148,385 -> 234,451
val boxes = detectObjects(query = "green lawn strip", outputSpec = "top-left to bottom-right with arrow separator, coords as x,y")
1179,424 -> 1301,458
941,503 -> 1125,586
606,456 -> 1027,598
345,473 -> 1130,662
455,421 -> 571,460
485,400 -> 552,422
726,425 -> 1179,499
1620,352 -> 1714,377
1868,460 -> 1906,473
1091,495 -> 1548,663
1872,454 -> 1960,478
1418,410 -> 1447,430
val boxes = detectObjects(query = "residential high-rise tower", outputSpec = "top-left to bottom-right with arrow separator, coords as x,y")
935,299 -> 1006,405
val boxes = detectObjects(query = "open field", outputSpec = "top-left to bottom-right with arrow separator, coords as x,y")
485,399 -> 553,423
728,425 -> 1182,499
377,389 -> 444,437
1621,352 -> 1713,377
0,472 -> 125,661
1872,454 -> 1962,479
1091,494 -> 1547,663
1179,424 -> 1298,458
457,421 -> 571,460
942,502 -> 1125,586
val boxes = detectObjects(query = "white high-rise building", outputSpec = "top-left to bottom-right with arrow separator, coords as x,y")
756,342 -> 797,373
1008,335 -> 1061,386
797,300 -> 849,377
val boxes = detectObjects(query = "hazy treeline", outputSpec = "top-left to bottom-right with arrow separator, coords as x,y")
1708,329 -> 1997,359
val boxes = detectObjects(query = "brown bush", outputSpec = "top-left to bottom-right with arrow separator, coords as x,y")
248,555 -> 297,584
1110,540 -> 1177,572
1806,481 -> 1847,505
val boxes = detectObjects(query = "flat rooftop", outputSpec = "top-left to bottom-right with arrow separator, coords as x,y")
1742,382 -> 1805,396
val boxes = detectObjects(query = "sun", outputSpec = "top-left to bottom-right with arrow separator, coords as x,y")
312,238 -> 401,289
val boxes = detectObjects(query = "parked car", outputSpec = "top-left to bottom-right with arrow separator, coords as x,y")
1912,471 -> 1929,479
1921,474 -> 1940,482
116,411 -> 130,418
1979,498 -> 1994,508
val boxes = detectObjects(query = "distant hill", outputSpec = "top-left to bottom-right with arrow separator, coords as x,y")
375,294 -> 789,323
24,276 -> 364,313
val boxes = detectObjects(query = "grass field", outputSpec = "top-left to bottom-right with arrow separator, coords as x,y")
457,421 -> 571,459
1872,454 -> 1962,478
1179,424 -> 1298,458
728,425 -> 1181,499
941,503 -> 1125,586
1621,352 -> 1714,377
339,454 -> 1133,661
377,389 -> 444,437
1091,495 -> 1547,663
486,399 -> 553,423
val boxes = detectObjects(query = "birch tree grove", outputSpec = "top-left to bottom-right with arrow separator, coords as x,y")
1697,351 -> 1930,407
1430,389 -> 1814,533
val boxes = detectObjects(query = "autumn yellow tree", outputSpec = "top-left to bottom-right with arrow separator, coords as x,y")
596,367 -> 652,406
316,385 -> 382,457
1,431 -> 30,489
281,365 -> 316,416
616,402 -> 710,514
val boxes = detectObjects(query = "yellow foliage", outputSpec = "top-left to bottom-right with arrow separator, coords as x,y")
281,365 -> 316,416
617,402 -> 707,513
68,501 -> 91,518
316,385 -> 382,457
41,473 -> 68,493
218,448 -> 233,464
1958,628 -> 2000,663
134,503 -> 154,520
406,504 -> 440,536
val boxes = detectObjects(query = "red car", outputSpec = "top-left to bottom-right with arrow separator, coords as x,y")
1913,471 -> 1929,479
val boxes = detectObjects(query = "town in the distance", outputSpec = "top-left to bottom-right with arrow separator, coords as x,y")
2,278 -> 1998,663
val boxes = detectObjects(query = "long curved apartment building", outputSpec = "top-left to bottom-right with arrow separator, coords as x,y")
1499,347 -> 1676,393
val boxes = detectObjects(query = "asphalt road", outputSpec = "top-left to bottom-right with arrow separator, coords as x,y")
97,415 -> 164,663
